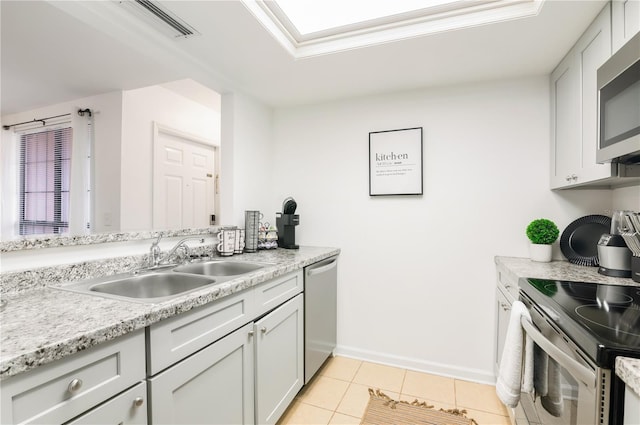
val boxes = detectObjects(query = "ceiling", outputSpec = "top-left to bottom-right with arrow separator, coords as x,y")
1,0 -> 608,114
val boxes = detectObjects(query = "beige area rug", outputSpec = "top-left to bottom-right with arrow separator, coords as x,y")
361,389 -> 478,425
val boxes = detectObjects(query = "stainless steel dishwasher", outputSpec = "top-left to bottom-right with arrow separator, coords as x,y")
304,255 -> 338,384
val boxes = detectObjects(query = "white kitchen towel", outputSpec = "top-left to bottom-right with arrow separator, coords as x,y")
496,301 -> 534,408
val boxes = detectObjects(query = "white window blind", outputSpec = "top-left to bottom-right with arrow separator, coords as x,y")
19,127 -> 73,236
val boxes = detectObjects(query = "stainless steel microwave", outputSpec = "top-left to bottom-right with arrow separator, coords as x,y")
596,31 -> 640,164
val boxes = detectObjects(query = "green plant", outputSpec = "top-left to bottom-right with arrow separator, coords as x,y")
526,218 -> 559,245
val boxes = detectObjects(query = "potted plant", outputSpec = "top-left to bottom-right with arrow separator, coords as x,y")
526,218 -> 559,262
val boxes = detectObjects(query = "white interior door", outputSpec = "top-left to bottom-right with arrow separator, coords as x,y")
153,124 -> 216,230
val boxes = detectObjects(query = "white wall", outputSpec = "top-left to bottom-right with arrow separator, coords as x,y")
272,76 -> 613,383
120,85 -> 221,231
612,186 -> 640,210
221,92 -> 278,227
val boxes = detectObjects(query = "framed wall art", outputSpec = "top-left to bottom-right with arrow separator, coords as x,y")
369,127 -> 423,196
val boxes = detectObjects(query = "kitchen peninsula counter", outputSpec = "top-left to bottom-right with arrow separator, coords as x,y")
0,246 -> 339,380
495,256 -> 640,399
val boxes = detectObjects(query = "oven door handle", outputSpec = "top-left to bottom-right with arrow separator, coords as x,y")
520,317 -> 596,390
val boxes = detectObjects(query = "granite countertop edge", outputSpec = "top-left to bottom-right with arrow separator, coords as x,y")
0,246 -> 340,381
494,256 -> 640,396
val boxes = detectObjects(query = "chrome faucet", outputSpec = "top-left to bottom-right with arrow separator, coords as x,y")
150,236 -> 206,267
149,235 -> 163,267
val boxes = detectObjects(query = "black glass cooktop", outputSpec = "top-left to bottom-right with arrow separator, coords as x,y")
519,278 -> 640,368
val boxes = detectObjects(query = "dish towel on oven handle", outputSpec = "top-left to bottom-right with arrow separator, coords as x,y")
496,300 -> 534,408
534,344 -> 564,417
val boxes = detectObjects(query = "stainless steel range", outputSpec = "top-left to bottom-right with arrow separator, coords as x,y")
518,278 -> 640,425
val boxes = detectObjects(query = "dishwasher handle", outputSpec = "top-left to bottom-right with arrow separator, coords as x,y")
306,257 -> 338,276
520,316 -> 595,390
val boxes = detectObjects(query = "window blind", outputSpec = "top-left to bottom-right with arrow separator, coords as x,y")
19,127 -> 73,236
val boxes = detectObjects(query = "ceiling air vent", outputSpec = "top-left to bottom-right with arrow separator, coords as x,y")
126,0 -> 200,39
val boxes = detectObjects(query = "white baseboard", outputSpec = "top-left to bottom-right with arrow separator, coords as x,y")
334,344 -> 496,386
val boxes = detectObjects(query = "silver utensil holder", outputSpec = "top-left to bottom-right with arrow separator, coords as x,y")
245,211 -> 260,252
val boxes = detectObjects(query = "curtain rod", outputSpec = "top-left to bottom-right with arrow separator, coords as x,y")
2,113 -> 71,131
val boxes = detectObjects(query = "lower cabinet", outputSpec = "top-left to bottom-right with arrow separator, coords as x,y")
2,269 -> 309,425
148,290 -> 304,425
255,294 -> 304,425
148,322 -> 255,425
0,330 -> 146,425
494,286 -> 512,373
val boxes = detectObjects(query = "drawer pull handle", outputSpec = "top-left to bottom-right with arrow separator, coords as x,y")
68,378 -> 83,393
133,397 -> 144,408
261,326 -> 267,334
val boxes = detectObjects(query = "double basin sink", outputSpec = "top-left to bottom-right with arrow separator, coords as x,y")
59,260 -> 270,304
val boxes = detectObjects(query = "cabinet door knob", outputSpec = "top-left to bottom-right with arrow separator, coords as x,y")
261,326 -> 267,334
248,330 -> 254,337
566,175 -> 572,181
571,174 -> 578,180
133,397 -> 144,408
67,378 -> 83,393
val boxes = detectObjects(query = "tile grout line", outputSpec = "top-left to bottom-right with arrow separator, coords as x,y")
324,358 -> 365,424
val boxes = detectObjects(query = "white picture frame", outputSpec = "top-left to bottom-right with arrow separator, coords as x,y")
369,127 -> 423,196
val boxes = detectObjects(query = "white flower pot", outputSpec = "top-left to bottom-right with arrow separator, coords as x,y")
530,243 -> 552,262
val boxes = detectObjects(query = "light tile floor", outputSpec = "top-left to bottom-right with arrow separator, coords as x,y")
277,356 -> 511,425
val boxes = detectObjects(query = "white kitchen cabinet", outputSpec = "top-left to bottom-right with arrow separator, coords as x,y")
495,287 -> 512,374
0,330 -> 145,425
147,287 -> 255,375
494,266 -> 518,374
254,270 -> 303,317
147,270 -> 305,425
254,294 -> 304,425
624,384 -> 640,425
612,0 -> 640,53
65,381 -> 147,425
148,322 -> 255,425
550,4 -> 617,189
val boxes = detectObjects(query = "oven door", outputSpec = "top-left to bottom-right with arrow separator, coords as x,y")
519,296 -> 609,425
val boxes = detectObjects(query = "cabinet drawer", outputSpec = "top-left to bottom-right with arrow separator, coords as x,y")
147,289 -> 255,375
255,270 -> 303,316
1,330 -> 145,425
65,381 -> 147,425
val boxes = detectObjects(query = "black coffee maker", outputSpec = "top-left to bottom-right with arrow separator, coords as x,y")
276,197 -> 299,249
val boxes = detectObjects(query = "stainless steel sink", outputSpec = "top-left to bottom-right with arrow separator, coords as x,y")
173,260 -> 267,276
58,272 -> 217,303
90,273 -> 215,299
56,260 -> 271,303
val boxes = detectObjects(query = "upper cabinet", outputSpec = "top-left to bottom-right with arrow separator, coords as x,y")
612,0 -> 640,53
551,4 -> 616,189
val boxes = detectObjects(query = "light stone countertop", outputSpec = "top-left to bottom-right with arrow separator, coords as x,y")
495,256 -> 639,287
0,246 -> 339,380
495,256 -> 640,398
